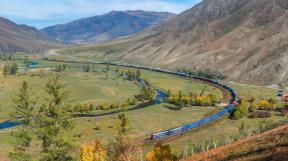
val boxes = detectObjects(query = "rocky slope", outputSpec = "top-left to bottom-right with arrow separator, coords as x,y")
0,17 -> 61,53
42,10 -> 176,44
181,124 -> 288,161
58,0 -> 288,85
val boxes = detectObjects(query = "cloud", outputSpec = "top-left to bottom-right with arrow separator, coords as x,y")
0,0 -> 201,28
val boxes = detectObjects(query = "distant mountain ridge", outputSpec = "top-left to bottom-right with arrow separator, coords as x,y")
41,10 -> 176,44
0,17 -> 61,53
60,0 -> 288,85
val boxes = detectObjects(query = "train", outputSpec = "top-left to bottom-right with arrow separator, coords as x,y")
45,59 -> 239,140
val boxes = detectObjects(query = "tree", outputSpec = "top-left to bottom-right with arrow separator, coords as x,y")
23,55 -> 30,67
136,69 -> 141,78
36,74 -> 74,161
258,100 -> 273,110
106,64 -> 110,72
232,99 -> 249,120
10,62 -> 18,74
107,113 -> 142,161
9,81 -> 36,161
80,140 -> 106,161
146,143 -> 177,161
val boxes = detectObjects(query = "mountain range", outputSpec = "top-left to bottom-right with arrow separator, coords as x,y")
0,17 -> 61,53
41,10 -> 176,44
61,0 -> 288,85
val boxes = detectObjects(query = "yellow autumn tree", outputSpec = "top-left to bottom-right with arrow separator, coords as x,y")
81,145 -> 94,161
146,143 -> 177,161
258,100 -> 273,110
80,140 -> 106,161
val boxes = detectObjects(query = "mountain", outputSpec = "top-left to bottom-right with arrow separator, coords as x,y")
0,17 -> 61,53
41,10 -> 176,44
57,0 -> 288,85
181,124 -> 288,161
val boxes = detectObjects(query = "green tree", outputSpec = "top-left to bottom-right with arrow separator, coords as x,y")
9,81 -> 36,161
10,62 -> 18,74
107,113 -> 141,161
36,74 -> 74,161
23,55 -> 30,67
136,69 -> 141,78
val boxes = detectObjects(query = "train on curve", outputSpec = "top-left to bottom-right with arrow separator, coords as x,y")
46,59 -> 239,140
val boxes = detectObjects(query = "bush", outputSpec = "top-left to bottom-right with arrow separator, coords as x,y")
249,111 -> 271,118
232,99 -> 249,120
258,100 -> 273,110
110,103 -> 119,109
98,102 -> 110,110
93,126 -> 101,131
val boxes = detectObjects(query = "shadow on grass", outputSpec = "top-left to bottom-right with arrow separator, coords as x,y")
163,104 -> 180,111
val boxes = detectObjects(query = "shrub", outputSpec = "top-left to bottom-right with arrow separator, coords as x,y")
93,126 -> 101,131
232,99 -> 249,120
258,100 -> 273,110
98,102 -> 110,110
249,111 -> 271,118
110,103 -> 119,109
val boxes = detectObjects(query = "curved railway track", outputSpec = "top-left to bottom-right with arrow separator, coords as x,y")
0,59 -> 238,141
45,59 -> 238,140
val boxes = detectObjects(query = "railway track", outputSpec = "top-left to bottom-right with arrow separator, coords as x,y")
45,59 -> 238,140
1,59 -> 238,141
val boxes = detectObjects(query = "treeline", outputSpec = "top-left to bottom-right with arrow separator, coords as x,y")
177,68 -> 227,80
231,96 -> 282,120
167,90 -> 220,109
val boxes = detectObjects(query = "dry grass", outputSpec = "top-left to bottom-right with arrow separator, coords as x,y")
182,124 -> 288,161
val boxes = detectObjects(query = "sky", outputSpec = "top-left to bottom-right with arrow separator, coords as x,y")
0,0 -> 201,29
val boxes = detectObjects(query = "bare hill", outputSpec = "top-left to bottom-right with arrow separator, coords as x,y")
181,124 -> 288,161
58,0 -> 288,85
42,10 -> 176,44
0,17 -> 61,53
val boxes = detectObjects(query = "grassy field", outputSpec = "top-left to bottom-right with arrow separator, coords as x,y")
0,104 -> 221,160
167,111 -> 287,156
228,82 -> 278,99
0,58 -> 286,160
0,70 -> 140,120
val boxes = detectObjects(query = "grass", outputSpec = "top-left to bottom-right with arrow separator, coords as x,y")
0,58 -> 286,160
73,104 -> 221,145
166,111 -> 287,155
0,70 -> 140,119
228,82 -> 278,99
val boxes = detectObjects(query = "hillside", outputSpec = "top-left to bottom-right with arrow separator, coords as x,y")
181,124 -> 288,161
0,17 -> 61,53
41,10 -> 176,44
57,0 -> 288,85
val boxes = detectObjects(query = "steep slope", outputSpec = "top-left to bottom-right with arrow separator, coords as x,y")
0,17 -> 61,53
181,124 -> 288,161
58,0 -> 288,85
42,10 -> 176,44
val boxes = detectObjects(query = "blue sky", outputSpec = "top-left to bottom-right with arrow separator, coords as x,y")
0,0 -> 201,29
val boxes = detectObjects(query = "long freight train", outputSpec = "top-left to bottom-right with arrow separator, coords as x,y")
46,59 -> 239,140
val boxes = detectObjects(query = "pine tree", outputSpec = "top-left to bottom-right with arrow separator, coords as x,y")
36,74 -> 74,161
107,113 -> 142,161
9,81 -> 36,161
23,55 -> 30,67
